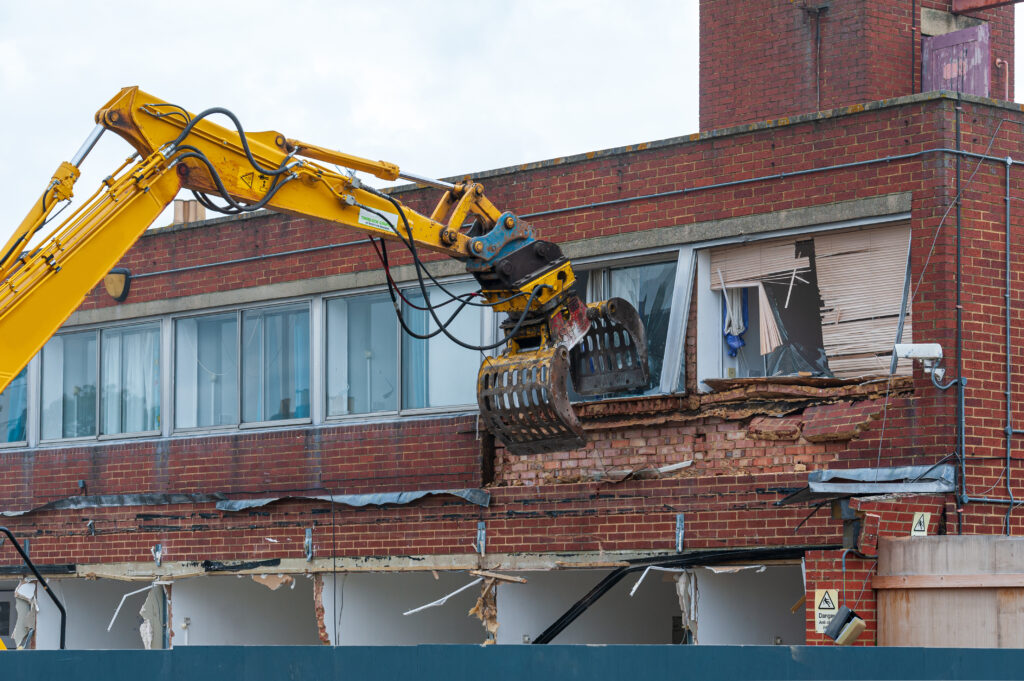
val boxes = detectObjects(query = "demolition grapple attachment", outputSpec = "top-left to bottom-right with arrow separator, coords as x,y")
568,298 -> 649,396
477,296 -> 649,455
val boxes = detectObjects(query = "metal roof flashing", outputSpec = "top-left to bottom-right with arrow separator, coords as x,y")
776,463 -> 956,506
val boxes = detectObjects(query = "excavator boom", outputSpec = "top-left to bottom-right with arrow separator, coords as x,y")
0,87 -> 649,454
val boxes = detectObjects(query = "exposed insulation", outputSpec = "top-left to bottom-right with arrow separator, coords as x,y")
468,578 -> 498,644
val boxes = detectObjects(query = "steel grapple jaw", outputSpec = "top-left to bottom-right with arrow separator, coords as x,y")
477,296 -> 648,455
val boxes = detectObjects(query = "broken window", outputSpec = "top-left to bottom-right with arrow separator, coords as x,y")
700,223 -> 911,383
572,258 -> 680,398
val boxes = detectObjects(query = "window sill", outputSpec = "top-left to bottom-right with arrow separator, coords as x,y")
239,417 -> 312,430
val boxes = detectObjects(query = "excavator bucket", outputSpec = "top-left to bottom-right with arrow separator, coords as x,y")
478,297 -> 649,455
569,298 -> 649,396
478,345 -> 585,455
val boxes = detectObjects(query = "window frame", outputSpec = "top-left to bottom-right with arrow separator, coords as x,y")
239,300 -> 314,429
38,320 -> 164,444
171,309 -> 243,434
0,366 -> 30,449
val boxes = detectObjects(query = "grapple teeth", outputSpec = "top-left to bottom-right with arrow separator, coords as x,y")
477,346 -> 585,455
569,297 -> 649,396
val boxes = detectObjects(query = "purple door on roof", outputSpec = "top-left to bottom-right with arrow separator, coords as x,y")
922,24 -> 990,97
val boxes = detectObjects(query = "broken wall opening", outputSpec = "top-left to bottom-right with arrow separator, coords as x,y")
687,565 -> 805,645
321,572 -> 485,645
0,580 -> 15,649
171,574 -> 320,646
496,569 -> 680,644
34,578 -> 152,650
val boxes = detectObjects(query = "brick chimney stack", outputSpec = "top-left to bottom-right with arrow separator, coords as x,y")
699,0 -> 1015,131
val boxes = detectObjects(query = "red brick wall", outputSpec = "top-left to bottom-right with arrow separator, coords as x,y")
699,0 -> 1014,131
11,94 -> 1024,648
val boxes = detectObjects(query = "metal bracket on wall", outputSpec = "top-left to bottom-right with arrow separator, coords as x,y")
475,521 -> 486,555
676,514 -> 685,553
304,528 -> 313,562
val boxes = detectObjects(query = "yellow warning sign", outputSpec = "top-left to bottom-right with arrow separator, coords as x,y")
0,636 -> 6,650
238,169 -> 271,194
911,512 -> 930,537
814,589 -> 839,633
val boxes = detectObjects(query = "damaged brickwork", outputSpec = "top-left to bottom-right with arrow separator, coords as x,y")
4,0 -> 1024,646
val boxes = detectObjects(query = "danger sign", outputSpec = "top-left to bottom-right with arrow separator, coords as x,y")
814,589 -> 839,633
911,512 -> 930,537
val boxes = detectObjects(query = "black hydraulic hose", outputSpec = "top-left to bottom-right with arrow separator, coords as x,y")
0,526 -> 66,649
378,193 -> 547,351
169,106 -> 292,177
531,545 -> 838,644
172,151 -> 291,214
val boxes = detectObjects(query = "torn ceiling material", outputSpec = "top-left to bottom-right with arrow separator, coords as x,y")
776,464 -> 956,506
1,488 -> 489,518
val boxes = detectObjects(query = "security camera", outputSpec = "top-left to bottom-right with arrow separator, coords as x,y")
893,343 -> 944,379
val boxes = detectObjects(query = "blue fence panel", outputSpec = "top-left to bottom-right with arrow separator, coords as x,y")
2,645 -> 1024,681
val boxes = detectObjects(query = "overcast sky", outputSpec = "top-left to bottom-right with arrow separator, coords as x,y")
1,2 -> 1021,248
0,1 -> 699,244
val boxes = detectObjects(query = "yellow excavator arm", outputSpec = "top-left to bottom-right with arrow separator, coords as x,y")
0,86 -> 648,454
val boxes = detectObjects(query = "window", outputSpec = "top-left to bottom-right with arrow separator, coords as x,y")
699,223 -> 911,384
41,330 -> 98,439
0,368 -> 27,444
326,292 -> 398,416
101,325 -> 161,435
41,325 -> 162,440
575,259 -> 679,397
401,281 -> 484,409
176,313 -> 239,429
242,305 -> 310,423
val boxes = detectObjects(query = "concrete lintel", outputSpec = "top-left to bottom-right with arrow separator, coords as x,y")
67,256 -> 467,326
921,7 -> 983,36
70,551 -> 685,581
563,193 -> 911,261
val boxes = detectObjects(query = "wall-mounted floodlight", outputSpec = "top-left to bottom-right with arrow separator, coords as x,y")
103,267 -> 132,303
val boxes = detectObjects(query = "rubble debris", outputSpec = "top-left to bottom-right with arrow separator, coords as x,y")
313,575 -> 330,645
403,578 -> 483,616
469,570 -> 527,584
703,564 -> 766,574
747,415 -> 802,441
139,585 -> 166,649
252,573 -> 294,590
675,571 -> 698,644
12,580 -> 36,649
468,578 -> 498,644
